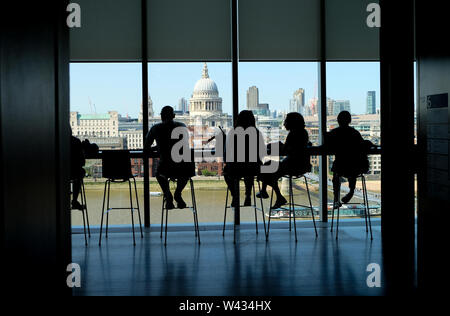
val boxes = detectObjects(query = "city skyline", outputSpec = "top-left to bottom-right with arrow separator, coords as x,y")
70,62 -> 381,117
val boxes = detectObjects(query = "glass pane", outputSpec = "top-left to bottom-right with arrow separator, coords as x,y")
148,62 -> 234,223
239,62 -> 320,221
70,63 -> 143,228
326,62 -> 381,219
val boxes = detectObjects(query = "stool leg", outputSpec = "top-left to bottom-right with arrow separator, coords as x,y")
257,180 -> 267,237
223,188 -> 229,237
99,180 -> 108,246
331,201 -> 335,233
288,178 -> 292,232
289,177 -> 298,243
190,179 -> 197,238
191,179 -> 200,244
361,177 -> 369,232
81,180 -> 91,238
160,196 -> 165,239
106,180 -> 111,239
303,175 -> 318,237
233,180 -> 238,245
362,176 -> 373,240
253,181 -> 258,235
81,205 -> 88,246
133,177 -> 143,238
336,206 -> 340,240
305,176 -> 318,237
164,199 -> 169,246
266,189 -> 274,241
128,179 -> 136,246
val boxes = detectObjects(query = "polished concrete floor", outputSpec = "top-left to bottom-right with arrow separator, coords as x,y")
72,219 -> 384,296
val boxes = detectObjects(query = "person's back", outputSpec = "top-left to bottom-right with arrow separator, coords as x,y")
70,135 -> 85,179
282,127 -> 311,174
327,112 -> 368,177
148,120 -> 187,163
144,106 -> 191,209
225,110 -> 265,176
327,111 -> 369,205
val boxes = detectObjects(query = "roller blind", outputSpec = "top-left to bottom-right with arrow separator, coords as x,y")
147,0 -> 231,61
239,0 -> 321,61
326,0 -> 380,60
70,0 -> 142,61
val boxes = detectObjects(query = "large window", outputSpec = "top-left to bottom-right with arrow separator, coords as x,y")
147,62 -> 236,224
69,0 -> 382,228
70,63 -> 143,227
326,62 -> 381,218
238,62 -> 321,221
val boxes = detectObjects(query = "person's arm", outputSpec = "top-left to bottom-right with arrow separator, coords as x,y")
144,127 -> 155,156
257,130 -> 267,160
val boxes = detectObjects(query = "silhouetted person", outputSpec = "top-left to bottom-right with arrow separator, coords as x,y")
224,110 -> 265,207
70,132 -> 86,210
257,112 -> 311,209
326,111 -> 372,207
144,106 -> 190,209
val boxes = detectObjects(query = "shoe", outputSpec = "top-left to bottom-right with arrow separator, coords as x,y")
165,199 -> 175,210
174,195 -> 187,209
333,201 -> 342,209
256,191 -> 269,199
71,200 -> 85,210
243,195 -> 252,207
231,198 -> 239,208
341,191 -> 354,204
271,196 -> 288,209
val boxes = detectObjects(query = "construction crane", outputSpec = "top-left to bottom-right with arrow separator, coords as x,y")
88,97 -> 97,114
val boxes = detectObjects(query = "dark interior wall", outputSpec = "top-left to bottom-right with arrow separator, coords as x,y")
379,0 -> 416,293
0,1 -> 71,295
415,0 -> 450,291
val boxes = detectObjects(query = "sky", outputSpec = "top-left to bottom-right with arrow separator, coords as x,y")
70,62 -> 381,118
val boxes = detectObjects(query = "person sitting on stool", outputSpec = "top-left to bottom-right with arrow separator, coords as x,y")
326,111 -> 373,207
257,112 -> 311,209
223,110 -> 265,207
144,106 -> 190,210
70,132 -> 86,210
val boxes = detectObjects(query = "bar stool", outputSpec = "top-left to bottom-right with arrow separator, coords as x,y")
331,174 -> 373,240
99,150 -> 143,246
222,177 -> 267,244
266,174 -> 318,242
70,178 -> 90,246
160,176 -> 200,246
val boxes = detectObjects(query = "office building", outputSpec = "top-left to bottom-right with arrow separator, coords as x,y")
178,97 -> 188,114
367,91 -> 377,114
333,100 -> 351,115
246,86 -> 259,110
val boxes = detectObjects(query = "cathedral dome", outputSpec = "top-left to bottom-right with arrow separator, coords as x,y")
192,63 -> 219,97
189,63 -> 223,117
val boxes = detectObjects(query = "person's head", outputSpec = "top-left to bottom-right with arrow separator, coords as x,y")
160,106 -> 175,122
284,112 -> 305,131
236,110 -> 256,129
337,111 -> 352,127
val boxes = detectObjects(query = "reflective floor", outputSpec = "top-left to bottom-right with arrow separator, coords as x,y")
72,219 -> 384,296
